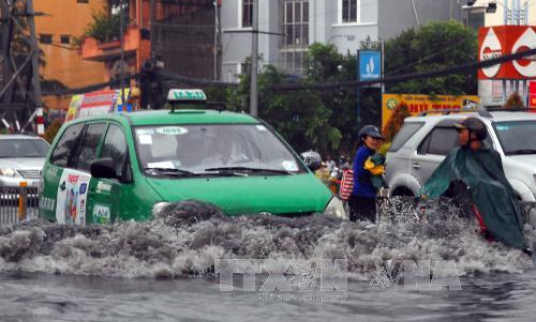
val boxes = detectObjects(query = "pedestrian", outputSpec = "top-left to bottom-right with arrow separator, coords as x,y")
420,117 -> 531,255
325,155 -> 337,172
315,162 -> 330,185
349,125 -> 385,223
339,155 -> 350,171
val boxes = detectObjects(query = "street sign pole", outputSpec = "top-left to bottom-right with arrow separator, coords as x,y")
356,50 -> 361,135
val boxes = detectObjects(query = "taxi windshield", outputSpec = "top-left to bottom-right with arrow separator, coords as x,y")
134,124 -> 304,175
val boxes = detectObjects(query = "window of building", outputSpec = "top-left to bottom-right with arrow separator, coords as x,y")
39,34 -> 52,44
241,0 -> 253,28
77,0 -> 89,4
341,0 -> 359,23
284,0 -> 309,47
60,35 -> 71,45
282,0 -> 309,75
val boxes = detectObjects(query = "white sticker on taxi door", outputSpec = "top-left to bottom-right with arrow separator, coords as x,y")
56,169 -> 91,226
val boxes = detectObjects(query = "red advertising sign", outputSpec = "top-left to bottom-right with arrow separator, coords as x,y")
478,26 -> 536,80
530,81 -> 536,109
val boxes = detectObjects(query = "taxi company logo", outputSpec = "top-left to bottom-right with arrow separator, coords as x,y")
68,174 -> 80,184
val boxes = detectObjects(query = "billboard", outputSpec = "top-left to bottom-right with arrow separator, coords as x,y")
382,94 -> 480,127
358,51 -> 381,81
478,26 -> 536,80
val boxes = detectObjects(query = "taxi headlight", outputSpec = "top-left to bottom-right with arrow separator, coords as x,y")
0,168 -> 19,177
152,202 -> 171,217
324,197 -> 347,220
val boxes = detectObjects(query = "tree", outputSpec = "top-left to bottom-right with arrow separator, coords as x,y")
226,64 -> 342,155
504,92 -> 525,109
385,21 -> 478,96
80,1 -> 129,43
383,101 -> 411,142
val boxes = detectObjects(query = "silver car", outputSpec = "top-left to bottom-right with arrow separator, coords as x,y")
0,135 -> 50,188
386,110 -> 536,203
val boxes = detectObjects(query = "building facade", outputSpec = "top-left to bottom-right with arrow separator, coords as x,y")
34,0 -> 109,110
220,0 -> 464,82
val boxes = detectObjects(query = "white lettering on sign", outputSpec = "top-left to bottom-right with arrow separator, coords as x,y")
156,126 -> 188,136
480,28 -> 502,78
39,197 -> 56,211
96,181 -> 112,194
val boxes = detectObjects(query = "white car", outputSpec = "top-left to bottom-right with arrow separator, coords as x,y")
0,134 -> 50,189
386,109 -> 536,204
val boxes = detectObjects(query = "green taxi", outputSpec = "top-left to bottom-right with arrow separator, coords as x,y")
38,90 -> 345,225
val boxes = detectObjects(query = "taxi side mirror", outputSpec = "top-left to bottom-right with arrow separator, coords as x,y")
90,158 -> 118,179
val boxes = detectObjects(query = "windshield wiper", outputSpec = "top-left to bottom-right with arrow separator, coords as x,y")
204,166 -> 293,175
144,167 -> 197,177
507,149 -> 536,155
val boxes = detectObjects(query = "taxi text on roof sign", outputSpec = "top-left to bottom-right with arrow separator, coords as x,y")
167,89 -> 207,102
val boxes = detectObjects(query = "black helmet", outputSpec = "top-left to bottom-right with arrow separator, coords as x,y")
454,117 -> 488,141
301,151 -> 322,171
358,125 -> 384,140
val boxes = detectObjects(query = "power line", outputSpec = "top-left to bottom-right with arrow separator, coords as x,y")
271,47 -> 536,91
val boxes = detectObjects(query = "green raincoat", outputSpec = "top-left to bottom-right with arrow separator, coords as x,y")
420,146 -> 526,250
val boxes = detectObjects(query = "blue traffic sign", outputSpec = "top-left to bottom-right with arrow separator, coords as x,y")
358,51 -> 381,81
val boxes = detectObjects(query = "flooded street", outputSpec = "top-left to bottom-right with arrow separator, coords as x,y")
1,271 -> 536,322
1,199 -> 535,321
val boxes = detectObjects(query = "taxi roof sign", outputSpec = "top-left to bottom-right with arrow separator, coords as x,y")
167,89 -> 207,102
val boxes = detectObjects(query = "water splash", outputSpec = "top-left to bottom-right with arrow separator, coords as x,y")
0,199 -> 533,279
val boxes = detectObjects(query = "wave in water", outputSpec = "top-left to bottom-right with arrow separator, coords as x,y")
0,199 -> 534,279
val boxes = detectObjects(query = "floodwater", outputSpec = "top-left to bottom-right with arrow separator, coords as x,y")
1,199 -> 535,321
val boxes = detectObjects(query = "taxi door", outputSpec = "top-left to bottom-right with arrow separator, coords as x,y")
86,123 -> 129,224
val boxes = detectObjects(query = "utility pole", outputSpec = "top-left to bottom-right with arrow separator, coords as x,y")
150,0 -> 156,58
250,0 -> 259,116
27,0 -> 42,111
120,0 -> 126,109
214,0 -> 222,80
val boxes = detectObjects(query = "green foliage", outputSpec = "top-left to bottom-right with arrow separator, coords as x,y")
385,21 -> 477,95
226,65 -> 342,154
84,10 -> 124,43
83,1 -> 129,44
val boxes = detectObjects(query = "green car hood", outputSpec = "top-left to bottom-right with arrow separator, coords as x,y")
146,173 -> 332,215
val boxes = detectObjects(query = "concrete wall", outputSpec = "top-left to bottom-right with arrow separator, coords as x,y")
221,0 -> 281,82
378,0 -> 464,40
324,0 -> 378,55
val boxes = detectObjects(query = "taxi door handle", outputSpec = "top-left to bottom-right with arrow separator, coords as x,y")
412,163 -> 421,169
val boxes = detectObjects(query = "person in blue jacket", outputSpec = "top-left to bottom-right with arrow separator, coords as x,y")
349,125 -> 385,222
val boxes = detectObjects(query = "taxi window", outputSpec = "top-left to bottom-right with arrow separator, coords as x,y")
50,123 -> 84,167
75,123 -> 106,171
101,124 -> 128,177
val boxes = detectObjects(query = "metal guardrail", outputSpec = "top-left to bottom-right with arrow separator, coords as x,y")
0,185 -> 39,225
